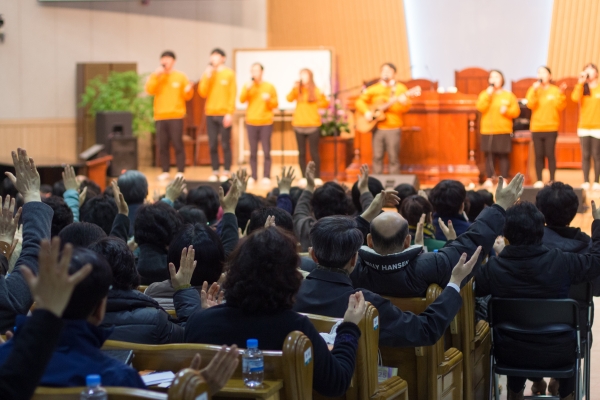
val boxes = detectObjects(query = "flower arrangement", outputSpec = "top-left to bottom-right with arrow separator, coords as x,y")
320,98 -> 350,137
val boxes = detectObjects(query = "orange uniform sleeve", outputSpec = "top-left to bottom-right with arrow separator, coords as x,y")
227,74 -> 237,115
182,75 -> 194,101
145,73 -> 164,95
505,93 -> 521,119
239,83 -> 251,103
355,89 -> 372,115
286,87 -> 298,102
267,85 -> 279,110
525,87 -> 539,110
556,90 -> 567,112
389,85 -> 411,114
198,73 -> 214,98
572,83 -> 584,103
316,90 -> 329,109
476,90 -> 492,113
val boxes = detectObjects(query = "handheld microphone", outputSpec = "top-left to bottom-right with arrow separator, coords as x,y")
489,82 -> 494,87
538,79 -> 542,83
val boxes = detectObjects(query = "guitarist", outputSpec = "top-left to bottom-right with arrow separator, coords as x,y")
356,63 -> 411,174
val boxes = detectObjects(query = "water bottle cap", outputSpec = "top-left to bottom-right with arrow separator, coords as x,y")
86,374 -> 101,386
433,249 -> 439,253
247,339 -> 258,348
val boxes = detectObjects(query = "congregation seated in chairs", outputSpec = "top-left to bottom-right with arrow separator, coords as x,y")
1,147 -> 599,400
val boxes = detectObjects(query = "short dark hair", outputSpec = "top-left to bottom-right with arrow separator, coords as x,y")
43,196 -> 74,237
399,195 -> 433,226
382,62 -> 397,73
79,180 -> 101,200
535,182 -> 579,227
178,205 -> 208,226
504,201 -> 545,246
351,177 -> 384,212
248,207 -> 294,235
117,170 -> 149,204
310,216 -> 363,269
1,177 -> 18,198
80,195 -> 118,235
466,190 -> 486,221
211,48 -> 226,57
88,237 -> 140,291
52,180 -> 66,197
541,65 -> 552,75
168,223 -> 224,287
477,189 -> 494,206
235,193 -> 266,232
62,247 -> 113,320
161,50 -> 176,59
429,180 -> 466,217
135,202 -> 183,248
288,187 -> 303,214
490,69 -> 505,87
58,222 -> 107,248
311,182 -> 350,220
224,227 -> 302,313
40,184 -> 52,196
187,186 -> 220,222
394,183 -> 418,211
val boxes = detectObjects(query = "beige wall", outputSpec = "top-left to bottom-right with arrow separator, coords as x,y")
547,0 -> 600,78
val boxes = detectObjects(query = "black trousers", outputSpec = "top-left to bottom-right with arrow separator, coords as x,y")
580,136 -> 600,183
532,131 -> 558,181
206,116 -> 232,172
295,128 -> 321,178
246,124 -> 273,179
156,118 -> 185,173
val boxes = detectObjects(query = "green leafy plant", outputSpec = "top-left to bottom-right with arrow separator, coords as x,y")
320,99 -> 350,137
79,71 -> 155,135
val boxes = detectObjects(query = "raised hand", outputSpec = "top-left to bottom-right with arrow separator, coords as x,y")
438,218 -> 457,241
0,196 -> 22,247
191,345 -> 239,395
415,213 -> 425,247
361,189 -> 400,223
276,166 -> 296,195
223,114 -> 232,128
449,246 -> 482,286
20,237 -> 92,317
305,161 -> 317,192
166,176 -> 186,203
357,164 -> 370,194
78,186 -> 88,207
493,236 -> 506,254
5,148 -> 41,203
111,181 -> 129,216
559,82 -> 568,93
343,291 -> 366,325
201,281 -> 224,309
264,215 -> 276,228
62,165 -> 79,192
219,175 -> 242,214
235,168 -> 249,193
168,245 -> 197,289
495,173 -> 524,210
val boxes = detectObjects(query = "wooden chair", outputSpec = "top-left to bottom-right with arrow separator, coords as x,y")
450,278 -> 491,400
168,368 -> 211,400
382,285 -> 463,400
137,285 -> 148,294
455,68 -> 490,95
304,303 -> 408,400
510,78 -> 537,99
401,78 -> 438,92
102,330 -> 313,400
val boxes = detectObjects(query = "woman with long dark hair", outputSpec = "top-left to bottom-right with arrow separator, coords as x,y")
572,63 -> 600,190
286,68 -> 329,186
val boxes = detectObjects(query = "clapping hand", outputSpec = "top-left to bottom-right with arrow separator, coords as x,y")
449,246 -> 482,287
200,281 -> 224,309
493,236 -> 506,254
276,166 -> 296,195
357,164 -> 369,194
219,175 -> 242,214
343,291 -> 366,325
0,196 -> 22,248
5,148 -> 41,204
188,345 -> 239,395
361,189 -> 400,223
111,181 -> 129,216
305,161 -> 317,192
169,245 -> 197,290
264,215 -> 276,228
495,173 -> 524,210
438,218 -> 457,240
166,176 -> 186,203
415,213 -> 425,247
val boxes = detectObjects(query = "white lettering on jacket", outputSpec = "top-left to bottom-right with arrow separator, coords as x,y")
364,259 -> 409,271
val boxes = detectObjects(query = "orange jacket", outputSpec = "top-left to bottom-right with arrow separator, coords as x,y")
239,81 -> 279,125
572,83 -> 600,129
199,67 -> 237,116
145,71 -> 194,120
476,89 -> 520,134
355,82 -> 411,129
286,86 -> 329,127
525,84 -> 566,132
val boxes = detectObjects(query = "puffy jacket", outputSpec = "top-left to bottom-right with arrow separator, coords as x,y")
101,288 -> 200,344
351,204 -> 506,297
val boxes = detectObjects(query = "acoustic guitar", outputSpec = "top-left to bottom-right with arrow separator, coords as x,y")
355,85 -> 422,132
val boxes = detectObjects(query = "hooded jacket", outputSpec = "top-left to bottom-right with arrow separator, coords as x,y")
351,204 -> 506,297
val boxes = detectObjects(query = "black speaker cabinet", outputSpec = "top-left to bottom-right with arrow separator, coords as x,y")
108,137 -> 138,176
95,111 -> 133,147
370,174 -> 420,190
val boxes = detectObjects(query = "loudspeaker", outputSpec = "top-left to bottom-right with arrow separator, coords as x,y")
520,186 -> 587,213
370,174 -> 420,190
95,111 -> 133,147
108,137 -> 138,176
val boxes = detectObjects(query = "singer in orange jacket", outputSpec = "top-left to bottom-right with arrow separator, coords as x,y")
476,69 -> 520,186
525,66 -> 567,186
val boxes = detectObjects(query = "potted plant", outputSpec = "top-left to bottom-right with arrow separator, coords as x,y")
317,99 -> 352,180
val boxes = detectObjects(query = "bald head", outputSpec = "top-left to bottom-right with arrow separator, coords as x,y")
369,212 -> 410,255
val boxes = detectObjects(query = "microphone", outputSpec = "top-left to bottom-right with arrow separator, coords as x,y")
538,79 -> 542,83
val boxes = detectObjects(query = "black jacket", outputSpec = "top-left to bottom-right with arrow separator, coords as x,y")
185,303 -> 360,397
543,226 -> 591,254
351,204 -> 506,298
293,268 -> 463,347
101,288 -> 199,344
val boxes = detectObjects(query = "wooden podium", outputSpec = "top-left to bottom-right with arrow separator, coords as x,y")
347,91 -> 481,185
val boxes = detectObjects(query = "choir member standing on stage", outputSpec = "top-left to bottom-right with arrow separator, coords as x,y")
239,63 -> 278,186
355,63 -> 411,175
526,66 -> 567,188
199,48 -> 237,182
286,68 -> 329,186
145,51 -> 194,181
476,69 -> 520,188
572,63 -> 600,191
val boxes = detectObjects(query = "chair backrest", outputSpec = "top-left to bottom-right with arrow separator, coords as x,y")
168,369 -> 211,400
455,67 -> 490,95
103,331 -> 313,400
489,298 -> 580,334
137,285 -> 148,293
401,78 -> 438,92
511,78 -> 537,99
303,303 -> 380,399
33,387 -> 167,400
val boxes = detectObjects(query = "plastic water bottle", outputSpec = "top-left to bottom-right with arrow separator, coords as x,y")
243,339 -> 264,388
80,375 -> 108,400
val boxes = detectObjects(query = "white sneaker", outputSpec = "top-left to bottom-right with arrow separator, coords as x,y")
157,172 -> 170,181
533,180 -> 544,188
298,178 -> 307,188
219,174 -> 230,183
261,177 -> 271,186
314,178 -> 324,186
593,182 -> 600,191
247,177 -> 256,187
175,172 -> 184,179
208,174 -> 219,182
483,179 -> 493,188
581,182 -> 591,190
